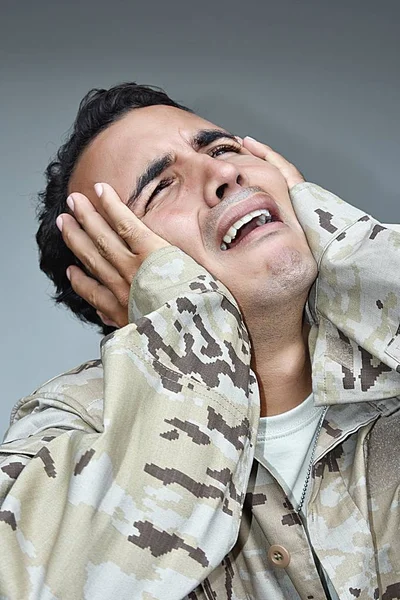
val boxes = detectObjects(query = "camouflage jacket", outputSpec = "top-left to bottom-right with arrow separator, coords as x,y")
0,183 -> 399,600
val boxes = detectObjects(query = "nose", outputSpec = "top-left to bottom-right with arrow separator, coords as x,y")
199,155 -> 245,207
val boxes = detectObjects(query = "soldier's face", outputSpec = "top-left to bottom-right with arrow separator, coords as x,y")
70,105 -> 317,311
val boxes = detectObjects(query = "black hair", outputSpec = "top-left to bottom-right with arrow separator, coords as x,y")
36,82 -> 192,336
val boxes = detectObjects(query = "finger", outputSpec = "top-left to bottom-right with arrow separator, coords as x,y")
243,136 -> 289,167
96,311 -> 120,329
93,183 -> 170,257
243,136 -> 304,188
67,192 -> 139,282
58,213 -> 129,307
68,266 -> 129,328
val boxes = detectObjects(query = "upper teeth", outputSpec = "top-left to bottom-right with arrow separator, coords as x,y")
222,209 -> 271,245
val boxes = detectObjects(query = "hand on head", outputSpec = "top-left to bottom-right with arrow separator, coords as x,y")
241,137 -> 304,189
56,182 -> 169,329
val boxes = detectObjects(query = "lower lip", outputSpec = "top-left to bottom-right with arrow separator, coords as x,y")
227,220 -> 286,251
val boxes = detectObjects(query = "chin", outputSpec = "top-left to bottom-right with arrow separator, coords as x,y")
239,247 -> 317,308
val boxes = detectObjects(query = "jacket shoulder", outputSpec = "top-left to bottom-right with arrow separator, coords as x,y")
7,359 -> 105,435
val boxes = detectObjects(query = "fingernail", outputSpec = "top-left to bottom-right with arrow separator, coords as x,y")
94,183 -> 103,198
66,267 -> 71,281
244,136 -> 256,142
56,215 -> 63,231
66,195 -> 74,211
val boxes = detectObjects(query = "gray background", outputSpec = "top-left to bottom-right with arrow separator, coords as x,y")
1,0 -> 399,433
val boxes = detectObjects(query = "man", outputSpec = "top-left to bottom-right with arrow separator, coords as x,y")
0,82 -> 399,600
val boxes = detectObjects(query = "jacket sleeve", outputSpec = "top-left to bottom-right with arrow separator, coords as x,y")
0,247 -> 259,600
291,182 -> 400,405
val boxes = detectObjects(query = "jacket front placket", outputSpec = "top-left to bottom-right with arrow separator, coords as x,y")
305,400 -> 388,600
199,460 -> 329,600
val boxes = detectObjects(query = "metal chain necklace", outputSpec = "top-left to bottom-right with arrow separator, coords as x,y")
296,406 -> 329,514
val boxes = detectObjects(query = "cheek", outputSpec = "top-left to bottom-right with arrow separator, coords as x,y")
251,167 -> 289,199
246,166 -> 300,223
227,154 -> 286,186
228,156 -> 295,209
143,208 -> 201,253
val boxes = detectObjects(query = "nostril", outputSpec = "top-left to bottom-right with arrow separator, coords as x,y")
216,184 -> 227,200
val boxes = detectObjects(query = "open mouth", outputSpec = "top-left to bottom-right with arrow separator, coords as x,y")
220,209 -> 278,251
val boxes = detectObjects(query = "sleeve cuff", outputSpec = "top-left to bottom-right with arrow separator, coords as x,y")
129,246 -> 239,323
290,182 -> 366,265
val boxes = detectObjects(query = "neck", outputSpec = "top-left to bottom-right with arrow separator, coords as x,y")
246,304 -> 312,417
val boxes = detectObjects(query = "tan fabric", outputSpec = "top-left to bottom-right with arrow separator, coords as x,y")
0,183 -> 399,599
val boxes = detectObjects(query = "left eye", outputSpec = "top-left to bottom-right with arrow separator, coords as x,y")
209,143 -> 241,158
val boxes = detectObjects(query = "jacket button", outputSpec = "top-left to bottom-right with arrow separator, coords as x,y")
268,545 -> 291,568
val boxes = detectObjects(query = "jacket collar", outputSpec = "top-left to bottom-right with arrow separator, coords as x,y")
314,395 -> 400,464
309,314 -> 400,407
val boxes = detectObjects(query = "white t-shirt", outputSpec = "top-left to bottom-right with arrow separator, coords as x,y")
254,393 -> 324,512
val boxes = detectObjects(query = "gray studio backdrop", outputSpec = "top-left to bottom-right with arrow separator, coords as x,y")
1,0 -> 399,434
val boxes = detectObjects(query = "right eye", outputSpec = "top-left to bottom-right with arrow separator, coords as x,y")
145,178 -> 173,211
208,142 -> 242,158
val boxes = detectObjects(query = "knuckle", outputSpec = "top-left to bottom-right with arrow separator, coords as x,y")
87,285 -> 101,308
99,272 -> 117,292
117,220 -> 137,241
106,251 -> 118,266
117,289 -> 130,308
85,254 -> 97,274
96,234 -> 109,256
102,276 -> 130,308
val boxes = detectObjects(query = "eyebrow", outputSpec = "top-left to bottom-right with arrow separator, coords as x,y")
127,128 -> 237,207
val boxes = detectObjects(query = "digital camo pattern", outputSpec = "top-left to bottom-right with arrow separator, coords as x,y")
291,183 -> 400,408
0,183 -> 399,599
0,248 -> 259,599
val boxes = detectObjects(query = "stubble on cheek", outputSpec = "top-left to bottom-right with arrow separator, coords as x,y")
202,222 -> 218,253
